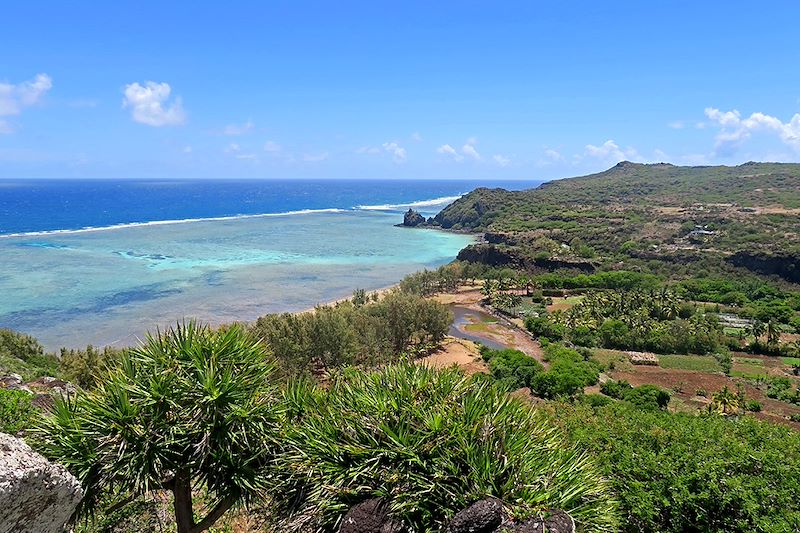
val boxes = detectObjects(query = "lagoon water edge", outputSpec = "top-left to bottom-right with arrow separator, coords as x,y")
0,179 -> 538,350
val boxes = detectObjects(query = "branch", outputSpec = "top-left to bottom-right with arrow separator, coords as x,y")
189,494 -> 237,533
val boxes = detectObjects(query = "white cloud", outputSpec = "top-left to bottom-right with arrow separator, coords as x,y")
0,73 -> 52,133
668,121 -> 685,129
222,120 -> 254,135
462,143 -> 481,160
122,81 -> 185,126
704,107 -> 800,155
264,140 -> 282,153
493,154 -> 511,167
382,141 -> 407,163
437,144 -> 464,162
410,131 -> 422,142
183,145 -> 192,153
225,142 -> 241,153
544,148 -> 563,162
584,139 -> 638,162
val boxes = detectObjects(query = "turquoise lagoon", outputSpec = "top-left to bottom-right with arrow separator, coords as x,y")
0,210 -> 473,350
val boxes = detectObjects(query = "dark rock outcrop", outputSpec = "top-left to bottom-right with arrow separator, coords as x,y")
727,250 -> 799,283
402,209 -> 426,227
339,498 -> 405,533
457,244 -> 595,273
446,498 -> 507,533
501,510 -> 575,533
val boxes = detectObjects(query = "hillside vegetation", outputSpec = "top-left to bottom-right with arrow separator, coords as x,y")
429,162 -> 800,282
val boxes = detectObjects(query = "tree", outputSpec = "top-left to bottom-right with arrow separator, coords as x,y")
708,385 -> 741,416
766,320 -> 781,347
751,319 -> 766,340
36,322 -> 281,533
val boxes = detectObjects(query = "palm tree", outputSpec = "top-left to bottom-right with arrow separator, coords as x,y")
751,320 -> 767,340
708,385 -> 741,416
766,320 -> 781,347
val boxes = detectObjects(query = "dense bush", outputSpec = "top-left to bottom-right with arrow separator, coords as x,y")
251,291 -> 452,375
0,388 -> 36,434
58,345 -> 126,389
479,346 -> 544,390
273,363 -> 618,532
600,380 -> 670,411
530,343 -> 600,399
543,401 -> 800,532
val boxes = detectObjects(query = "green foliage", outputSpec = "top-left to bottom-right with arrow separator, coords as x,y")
58,345 -> 126,389
528,289 -> 728,355
545,401 -> 800,533
35,321 -> 282,533
479,346 -> 544,390
273,363 -> 618,532
530,343 -> 600,399
600,380 -> 670,411
623,384 -> 670,411
745,399 -> 762,412
0,388 -> 36,434
251,291 -> 452,375
0,328 -> 60,380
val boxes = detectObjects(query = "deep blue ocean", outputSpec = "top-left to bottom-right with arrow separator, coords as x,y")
0,179 -> 538,236
0,179 -> 541,349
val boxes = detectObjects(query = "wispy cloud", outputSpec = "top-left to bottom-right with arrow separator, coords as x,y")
263,140 -> 282,153
437,137 -> 482,162
122,81 -> 185,126
303,152 -> 329,162
437,143 -> 464,162
382,141 -> 407,163
222,120 -> 254,135
0,73 -> 53,133
493,154 -> 511,167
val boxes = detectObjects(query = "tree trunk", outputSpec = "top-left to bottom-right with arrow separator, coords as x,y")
173,470 -> 195,533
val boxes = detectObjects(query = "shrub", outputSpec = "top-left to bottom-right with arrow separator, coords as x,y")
0,388 -> 36,434
623,384 -> 670,411
480,347 -> 544,390
745,400 -> 762,412
274,363 -> 618,532
545,401 -> 800,532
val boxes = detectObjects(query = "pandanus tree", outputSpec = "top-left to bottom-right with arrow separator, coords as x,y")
35,321 -> 281,533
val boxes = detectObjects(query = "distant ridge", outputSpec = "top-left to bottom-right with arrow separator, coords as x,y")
427,161 -> 800,283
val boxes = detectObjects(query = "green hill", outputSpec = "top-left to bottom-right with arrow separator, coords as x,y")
430,161 -> 800,283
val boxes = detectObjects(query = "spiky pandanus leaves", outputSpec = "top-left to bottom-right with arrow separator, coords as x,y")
273,363 -> 618,532
34,321 -> 282,532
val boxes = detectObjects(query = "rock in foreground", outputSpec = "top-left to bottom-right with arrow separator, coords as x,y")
0,432 -> 83,533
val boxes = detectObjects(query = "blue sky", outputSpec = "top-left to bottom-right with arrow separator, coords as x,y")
1,1 -> 799,180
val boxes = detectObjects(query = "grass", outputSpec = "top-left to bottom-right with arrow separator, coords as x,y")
781,356 -> 800,366
731,367 -> 769,379
658,355 -> 722,373
734,356 -> 764,366
591,349 -> 634,372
